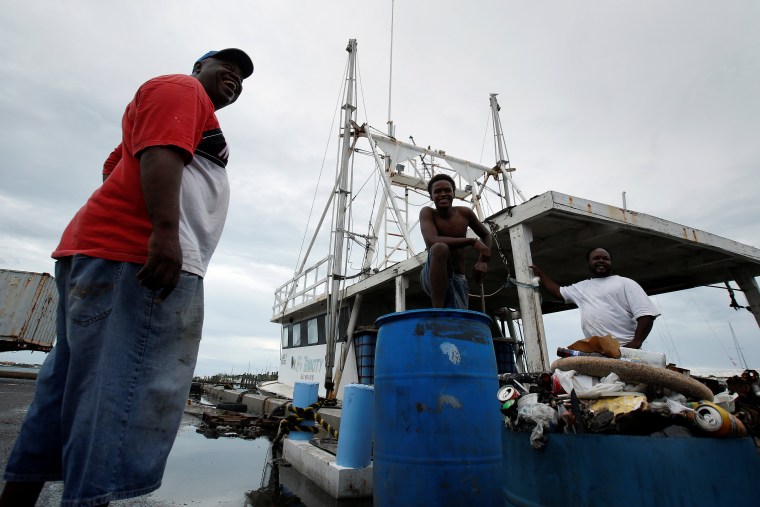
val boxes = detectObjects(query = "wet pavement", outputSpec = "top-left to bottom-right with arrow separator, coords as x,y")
0,377 -> 271,506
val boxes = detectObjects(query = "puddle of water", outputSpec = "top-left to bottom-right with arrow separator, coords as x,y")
138,395 -> 373,507
144,424 -> 271,506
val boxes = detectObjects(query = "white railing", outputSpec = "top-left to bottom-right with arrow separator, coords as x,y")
272,256 -> 332,318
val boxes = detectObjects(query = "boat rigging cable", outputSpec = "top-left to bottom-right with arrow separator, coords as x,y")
478,110 -> 497,217
486,221 -> 541,295
352,59 -> 387,273
651,295 -> 683,364
729,321 -> 750,370
291,58 -> 350,279
275,49 -> 361,324
358,61 -> 421,268
275,58 -> 352,321
687,289 -> 740,367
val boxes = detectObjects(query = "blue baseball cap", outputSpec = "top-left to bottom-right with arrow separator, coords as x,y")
195,48 -> 253,79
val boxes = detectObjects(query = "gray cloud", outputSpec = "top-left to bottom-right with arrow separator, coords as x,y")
1,1 -> 758,376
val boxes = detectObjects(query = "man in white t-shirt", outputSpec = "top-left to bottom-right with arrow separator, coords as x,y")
530,248 -> 660,349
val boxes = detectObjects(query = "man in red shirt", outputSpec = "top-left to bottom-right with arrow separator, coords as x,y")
1,48 -> 253,507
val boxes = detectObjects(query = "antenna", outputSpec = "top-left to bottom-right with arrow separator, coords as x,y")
387,0 -> 395,137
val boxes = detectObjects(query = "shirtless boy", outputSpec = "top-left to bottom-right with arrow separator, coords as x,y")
419,174 -> 492,308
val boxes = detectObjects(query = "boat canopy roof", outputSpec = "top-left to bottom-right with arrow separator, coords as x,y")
272,190 -> 760,323
483,191 -> 760,315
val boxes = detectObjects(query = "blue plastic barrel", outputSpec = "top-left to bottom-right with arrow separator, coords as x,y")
494,339 -> 517,374
373,309 -> 503,507
353,329 -> 377,385
290,381 -> 318,441
336,383 -> 374,468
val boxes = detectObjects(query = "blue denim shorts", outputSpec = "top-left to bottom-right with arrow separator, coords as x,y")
420,249 -> 469,309
3,255 -> 204,506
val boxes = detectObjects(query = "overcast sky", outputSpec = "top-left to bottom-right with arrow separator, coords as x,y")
1,1 -> 759,377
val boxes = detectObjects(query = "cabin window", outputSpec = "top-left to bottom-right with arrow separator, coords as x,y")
281,326 -> 289,347
293,323 -> 302,347
307,318 -> 319,345
281,315 -> 330,348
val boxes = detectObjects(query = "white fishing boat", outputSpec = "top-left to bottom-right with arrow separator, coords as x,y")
264,38 -> 760,401
257,38 -> 760,506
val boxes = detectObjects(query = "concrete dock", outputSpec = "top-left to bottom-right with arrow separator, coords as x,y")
202,383 -> 344,431
202,384 -> 373,500
283,438 -> 373,498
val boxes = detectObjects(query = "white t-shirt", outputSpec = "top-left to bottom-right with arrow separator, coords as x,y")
560,275 -> 660,344
178,150 -> 230,277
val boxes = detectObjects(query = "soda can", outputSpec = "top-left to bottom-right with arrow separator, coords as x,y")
497,385 -> 520,403
687,400 -> 747,438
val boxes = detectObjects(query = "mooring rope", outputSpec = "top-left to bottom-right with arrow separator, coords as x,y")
273,401 -> 340,446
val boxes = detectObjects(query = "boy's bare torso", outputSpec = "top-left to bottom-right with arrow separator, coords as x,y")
425,207 -> 471,274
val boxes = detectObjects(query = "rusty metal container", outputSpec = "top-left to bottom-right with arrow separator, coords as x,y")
0,269 -> 57,352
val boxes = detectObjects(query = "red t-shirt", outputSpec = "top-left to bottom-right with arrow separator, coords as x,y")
53,75 -> 218,264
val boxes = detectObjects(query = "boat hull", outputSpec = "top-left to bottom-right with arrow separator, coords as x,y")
502,429 -> 760,506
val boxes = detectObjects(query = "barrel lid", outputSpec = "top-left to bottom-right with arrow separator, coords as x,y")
375,308 -> 491,327
345,383 -> 375,392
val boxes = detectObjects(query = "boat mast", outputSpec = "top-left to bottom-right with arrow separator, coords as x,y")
324,39 -> 358,396
490,93 -> 527,207
335,3 -> 398,395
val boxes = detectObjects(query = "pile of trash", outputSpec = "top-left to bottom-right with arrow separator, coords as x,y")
498,337 -> 760,450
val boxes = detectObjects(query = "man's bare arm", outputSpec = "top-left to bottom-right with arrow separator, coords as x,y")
136,146 -> 186,302
466,210 -> 491,282
624,315 -> 655,349
468,210 -> 492,258
529,264 -> 563,300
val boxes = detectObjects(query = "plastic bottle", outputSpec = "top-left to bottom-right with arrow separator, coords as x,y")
619,347 -> 666,368
556,347 -> 604,358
